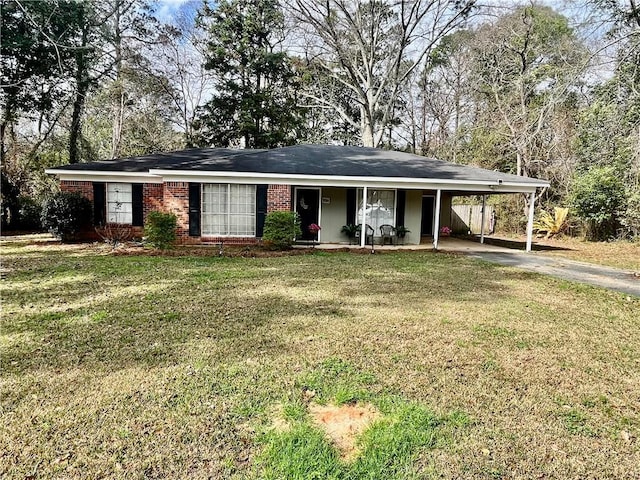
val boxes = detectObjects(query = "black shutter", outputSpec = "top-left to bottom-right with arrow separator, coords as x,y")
132,184 -> 144,226
256,184 -> 268,237
396,190 -> 406,226
189,183 -> 201,236
346,188 -> 356,225
93,182 -> 105,226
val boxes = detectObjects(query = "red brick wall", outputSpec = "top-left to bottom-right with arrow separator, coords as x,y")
163,182 -> 191,242
143,183 -> 164,222
59,180 -> 293,245
200,236 -> 259,245
59,181 -> 98,240
60,180 -> 93,201
60,180 -> 165,241
267,184 -> 291,212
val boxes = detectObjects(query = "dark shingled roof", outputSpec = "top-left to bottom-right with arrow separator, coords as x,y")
47,148 -> 264,172
48,144 -> 547,185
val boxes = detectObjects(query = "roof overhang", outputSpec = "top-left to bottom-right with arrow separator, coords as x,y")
44,169 -> 163,184
149,169 -> 548,194
45,168 -> 549,194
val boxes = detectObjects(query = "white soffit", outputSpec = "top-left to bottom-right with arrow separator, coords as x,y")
46,168 -> 547,193
45,170 -> 163,184
149,169 -> 546,193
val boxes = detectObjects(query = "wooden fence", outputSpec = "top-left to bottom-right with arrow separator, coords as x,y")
451,204 -> 495,234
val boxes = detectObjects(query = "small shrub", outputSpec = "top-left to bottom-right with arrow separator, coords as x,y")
95,223 -> 133,248
533,207 -> 570,238
144,211 -> 177,249
41,191 -> 92,241
262,211 -> 301,250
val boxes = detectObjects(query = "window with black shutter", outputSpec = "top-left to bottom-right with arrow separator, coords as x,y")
188,183 -> 201,236
93,182 -> 105,226
256,184 -> 268,237
132,184 -> 143,226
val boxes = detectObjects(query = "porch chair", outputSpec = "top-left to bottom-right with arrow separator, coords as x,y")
379,224 -> 396,246
354,224 -> 375,246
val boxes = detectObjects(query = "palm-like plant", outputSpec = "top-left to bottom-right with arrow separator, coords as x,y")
533,207 -> 570,238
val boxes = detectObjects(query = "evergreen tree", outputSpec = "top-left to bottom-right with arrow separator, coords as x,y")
194,0 -> 304,148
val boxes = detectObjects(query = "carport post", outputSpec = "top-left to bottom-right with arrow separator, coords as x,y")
526,191 -> 535,252
480,195 -> 486,244
433,189 -> 442,250
360,186 -> 368,248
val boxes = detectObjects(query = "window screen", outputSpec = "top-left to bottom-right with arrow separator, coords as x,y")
202,184 -> 256,236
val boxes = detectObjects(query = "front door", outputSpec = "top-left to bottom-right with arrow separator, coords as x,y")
295,188 -> 320,241
421,196 -> 435,236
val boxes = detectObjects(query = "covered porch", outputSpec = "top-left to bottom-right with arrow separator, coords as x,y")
294,184 -> 541,252
299,235 -> 528,254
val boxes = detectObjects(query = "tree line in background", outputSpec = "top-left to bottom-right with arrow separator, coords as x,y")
1,0 -> 639,240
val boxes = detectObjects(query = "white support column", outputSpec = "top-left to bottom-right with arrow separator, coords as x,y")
526,191 -> 536,252
360,186 -> 368,248
480,195 -> 486,244
433,189 -> 442,250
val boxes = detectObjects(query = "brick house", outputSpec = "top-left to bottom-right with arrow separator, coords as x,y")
46,145 -> 549,250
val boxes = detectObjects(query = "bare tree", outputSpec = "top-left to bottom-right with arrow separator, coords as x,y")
289,0 -> 475,147
143,5 -> 213,147
472,4 -> 587,179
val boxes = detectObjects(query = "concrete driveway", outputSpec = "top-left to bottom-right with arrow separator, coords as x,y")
438,238 -> 640,297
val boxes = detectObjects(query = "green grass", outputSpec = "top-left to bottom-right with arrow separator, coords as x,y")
259,396 -> 463,480
1,238 -> 639,479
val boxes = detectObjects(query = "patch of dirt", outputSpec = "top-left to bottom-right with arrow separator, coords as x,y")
309,403 -> 381,461
268,403 -> 292,433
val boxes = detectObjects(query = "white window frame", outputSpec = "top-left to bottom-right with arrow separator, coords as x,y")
201,183 -> 256,237
106,183 -> 133,224
356,188 -> 397,232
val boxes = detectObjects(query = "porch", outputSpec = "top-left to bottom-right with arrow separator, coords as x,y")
297,236 -> 521,254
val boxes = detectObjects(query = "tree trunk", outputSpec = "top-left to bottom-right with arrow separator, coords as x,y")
361,120 -> 375,147
111,2 -> 124,159
69,6 -> 88,164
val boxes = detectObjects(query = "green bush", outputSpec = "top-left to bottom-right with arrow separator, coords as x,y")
18,196 -> 44,231
41,191 -> 92,241
144,211 -> 177,249
621,190 -> 640,239
262,211 -> 301,250
570,166 -> 626,240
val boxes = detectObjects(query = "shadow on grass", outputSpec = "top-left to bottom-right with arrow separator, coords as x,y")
2,245 -> 529,377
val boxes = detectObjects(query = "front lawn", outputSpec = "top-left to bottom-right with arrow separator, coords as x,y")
536,236 -> 640,271
1,238 -> 639,479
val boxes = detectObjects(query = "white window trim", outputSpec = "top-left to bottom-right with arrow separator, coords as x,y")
201,183 -> 256,237
106,182 -> 133,225
356,188 -> 397,228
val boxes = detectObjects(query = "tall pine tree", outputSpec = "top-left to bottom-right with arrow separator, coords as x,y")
195,0 -> 304,148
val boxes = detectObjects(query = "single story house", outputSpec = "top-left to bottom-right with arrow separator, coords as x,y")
45,144 -> 549,250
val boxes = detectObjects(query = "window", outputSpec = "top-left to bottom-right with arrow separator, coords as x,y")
202,184 -> 256,236
356,189 -> 396,232
107,183 -> 132,224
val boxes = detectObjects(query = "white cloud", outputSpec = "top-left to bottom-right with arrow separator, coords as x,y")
154,0 -> 193,22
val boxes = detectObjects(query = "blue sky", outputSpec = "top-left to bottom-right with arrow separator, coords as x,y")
154,0 -> 202,23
